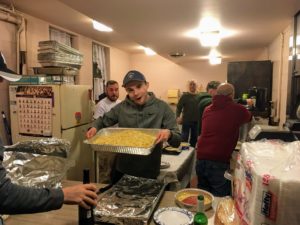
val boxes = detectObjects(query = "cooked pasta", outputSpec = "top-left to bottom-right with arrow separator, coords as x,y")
92,130 -> 156,148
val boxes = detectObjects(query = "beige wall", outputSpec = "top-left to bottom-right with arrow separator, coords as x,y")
25,14 -> 49,73
109,47 -> 130,99
0,9 -> 295,143
75,36 -> 93,85
259,25 -> 291,126
22,13 -> 132,89
114,53 -> 228,101
0,20 -> 17,145
256,48 -> 269,60
24,13 -> 94,86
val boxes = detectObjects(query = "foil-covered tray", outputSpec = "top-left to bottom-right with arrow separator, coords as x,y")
95,175 -> 166,225
3,138 -> 71,188
84,128 -> 160,155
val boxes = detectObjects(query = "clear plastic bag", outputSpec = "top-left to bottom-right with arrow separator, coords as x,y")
234,140 -> 300,225
214,197 -> 241,225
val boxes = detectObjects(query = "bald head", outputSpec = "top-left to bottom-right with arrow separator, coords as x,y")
217,83 -> 235,98
187,80 -> 197,94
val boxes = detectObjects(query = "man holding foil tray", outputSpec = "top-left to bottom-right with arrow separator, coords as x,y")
86,70 -> 181,182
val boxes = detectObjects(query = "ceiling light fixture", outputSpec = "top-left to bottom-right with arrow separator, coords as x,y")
209,56 -> 222,65
185,17 -> 236,47
143,47 -> 156,56
200,17 -> 220,30
209,48 -> 222,65
199,17 -> 221,47
199,30 -> 221,47
92,20 -> 113,32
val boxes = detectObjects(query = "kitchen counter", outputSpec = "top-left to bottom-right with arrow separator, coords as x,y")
5,180 -> 218,225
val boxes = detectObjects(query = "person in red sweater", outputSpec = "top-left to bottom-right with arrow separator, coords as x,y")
196,83 -> 252,196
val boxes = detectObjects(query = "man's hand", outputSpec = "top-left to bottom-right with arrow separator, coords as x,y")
155,129 -> 171,144
62,183 -> 98,209
86,127 -> 97,139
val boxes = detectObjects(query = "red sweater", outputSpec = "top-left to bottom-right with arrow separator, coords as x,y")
197,95 -> 252,163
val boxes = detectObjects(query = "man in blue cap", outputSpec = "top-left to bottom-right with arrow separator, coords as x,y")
0,51 -> 97,224
86,70 -> 181,182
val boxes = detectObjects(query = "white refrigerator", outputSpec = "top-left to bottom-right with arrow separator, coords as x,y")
9,84 -> 94,181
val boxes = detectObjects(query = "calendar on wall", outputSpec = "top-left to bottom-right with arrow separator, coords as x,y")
16,86 -> 53,137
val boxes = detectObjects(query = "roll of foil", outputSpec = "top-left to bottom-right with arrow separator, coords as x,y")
3,138 -> 72,188
95,175 -> 165,225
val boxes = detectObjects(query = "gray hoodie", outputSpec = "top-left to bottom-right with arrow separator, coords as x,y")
93,92 -> 181,178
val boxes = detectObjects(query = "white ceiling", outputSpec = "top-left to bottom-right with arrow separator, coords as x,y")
8,0 -> 300,63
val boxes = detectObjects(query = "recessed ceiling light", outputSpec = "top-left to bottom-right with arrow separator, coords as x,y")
209,56 -> 222,65
199,17 -> 220,32
186,28 -> 235,40
199,30 -> 221,47
143,47 -> 156,56
92,20 -> 113,32
198,17 -> 221,47
209,48 -> 220,57
209,49 -> 222,65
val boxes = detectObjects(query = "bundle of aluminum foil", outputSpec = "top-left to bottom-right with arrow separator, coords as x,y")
95,175 -> 165,225
3,138 -> 71,188
37,40 -> 83,68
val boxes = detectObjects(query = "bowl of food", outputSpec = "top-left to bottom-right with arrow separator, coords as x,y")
175,188 -> 214,212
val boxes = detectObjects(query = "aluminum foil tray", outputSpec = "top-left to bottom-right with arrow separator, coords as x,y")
35,67 -> 79,76
38,61 -> 82,69
95,175 -> 166,225
84,128 -> 160,155
3,138 -> 71,188
37,52 -> 83,64
38,40 -> 83,56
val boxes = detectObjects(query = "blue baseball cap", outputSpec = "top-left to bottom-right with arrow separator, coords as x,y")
122,70 -> 146,87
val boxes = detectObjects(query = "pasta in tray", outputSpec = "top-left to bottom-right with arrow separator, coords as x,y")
92,130 -> 156,148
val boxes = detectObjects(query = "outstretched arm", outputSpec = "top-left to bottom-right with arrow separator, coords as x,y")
62,183 -> 98,209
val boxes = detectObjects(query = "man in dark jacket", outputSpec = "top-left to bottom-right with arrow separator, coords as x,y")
196,83 -> 251,196
0,52 -> 97,224
86,70 -> 181,181
176,80 -> 199,147
196,81 -> 220,136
